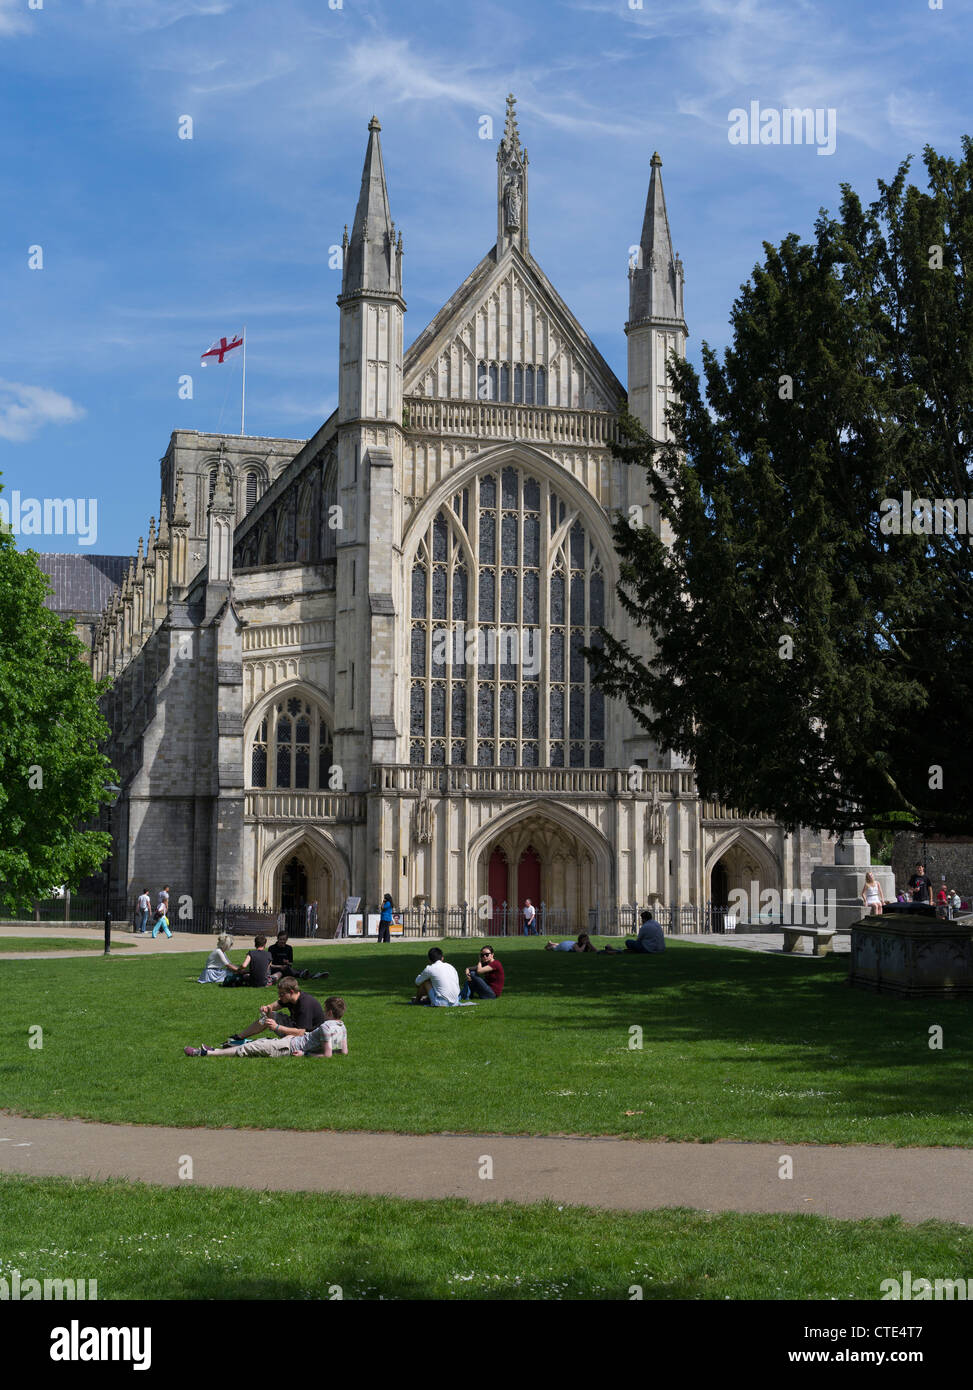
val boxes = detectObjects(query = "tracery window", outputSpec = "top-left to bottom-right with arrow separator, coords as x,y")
476,361 -> 547,405
409,466 -> 605,768
249,695 -> 334,790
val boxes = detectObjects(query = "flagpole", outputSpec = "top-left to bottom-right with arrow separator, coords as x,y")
240,326 -> 247,436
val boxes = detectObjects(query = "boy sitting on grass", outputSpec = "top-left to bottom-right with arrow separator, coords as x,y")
185,996 -> 347,1059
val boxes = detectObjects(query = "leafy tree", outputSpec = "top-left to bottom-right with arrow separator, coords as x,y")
0,485 -> 113,912
589,140 -> 973,837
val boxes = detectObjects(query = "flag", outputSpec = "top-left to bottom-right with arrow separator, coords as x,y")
200,331 -> 244,366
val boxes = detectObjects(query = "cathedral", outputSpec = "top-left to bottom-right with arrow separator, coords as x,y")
78,98 -> 829,930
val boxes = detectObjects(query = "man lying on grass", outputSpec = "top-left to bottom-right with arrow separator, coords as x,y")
217,976 -> 326,1048
185,996 -> 347,1058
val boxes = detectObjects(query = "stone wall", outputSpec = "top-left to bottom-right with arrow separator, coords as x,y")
892,832 -> 973,901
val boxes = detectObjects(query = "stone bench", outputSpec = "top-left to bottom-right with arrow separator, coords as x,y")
781,927 -> 836,956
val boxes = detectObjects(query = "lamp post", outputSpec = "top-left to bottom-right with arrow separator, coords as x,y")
103,783 -> 122,956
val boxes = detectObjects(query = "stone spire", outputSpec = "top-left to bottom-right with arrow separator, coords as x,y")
341,116 -> 402,298
207,458 -> 234,588
170,467 -> 190,590
154,496 -> 170,621
497,93 -> 528,259
629,152 -> 685,328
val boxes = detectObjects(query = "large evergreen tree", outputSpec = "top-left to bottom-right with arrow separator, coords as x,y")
0,484 -> 113,912
589,139 -> 973,836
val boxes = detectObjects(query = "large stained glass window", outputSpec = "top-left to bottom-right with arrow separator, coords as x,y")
409,467 -> 605,768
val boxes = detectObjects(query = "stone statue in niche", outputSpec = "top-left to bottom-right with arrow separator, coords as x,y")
646,788 -> 666,847
503,173 -> 522,231
413,787 -> 433,846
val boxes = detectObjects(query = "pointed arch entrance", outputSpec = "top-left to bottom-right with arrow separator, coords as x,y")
705,829 -> 781,927
470,800 -> 613,933
259,829 -> 349,937
280,855 -> 309,912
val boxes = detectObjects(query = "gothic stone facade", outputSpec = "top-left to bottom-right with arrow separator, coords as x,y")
90,101 -> 828,928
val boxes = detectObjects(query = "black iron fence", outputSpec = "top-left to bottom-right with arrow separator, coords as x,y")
587,902 -> 735,936
1,894 -> 735,938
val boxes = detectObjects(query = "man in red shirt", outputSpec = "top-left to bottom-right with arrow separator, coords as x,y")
460,945 -> 505,1001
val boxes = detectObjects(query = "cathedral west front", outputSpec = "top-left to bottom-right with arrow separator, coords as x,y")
80,98 -> 829,931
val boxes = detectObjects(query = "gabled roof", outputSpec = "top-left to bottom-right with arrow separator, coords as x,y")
404,244 -> 625,410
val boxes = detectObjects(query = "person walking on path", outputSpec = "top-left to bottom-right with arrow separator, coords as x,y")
135,889 -> 151,935
151,903 -> 172,939
378,894 -> 394,944
522,899 -> 537,935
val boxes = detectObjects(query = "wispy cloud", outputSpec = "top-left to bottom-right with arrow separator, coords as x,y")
85,0 -> 232,31
0,382 -> 86,443
0,0 -> 32,37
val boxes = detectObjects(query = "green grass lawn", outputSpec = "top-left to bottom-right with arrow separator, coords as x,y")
2,938 -> 969,1144
1,1173 -> 969,1300
0,937 -> 135,952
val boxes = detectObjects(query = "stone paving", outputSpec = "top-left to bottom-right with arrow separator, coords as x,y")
0,924 -> 849,958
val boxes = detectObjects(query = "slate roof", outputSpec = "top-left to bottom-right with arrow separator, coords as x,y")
34,553 -> 133,618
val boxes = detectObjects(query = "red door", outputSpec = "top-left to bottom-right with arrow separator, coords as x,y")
518,846 -> 541,932
489,849 -> 509,936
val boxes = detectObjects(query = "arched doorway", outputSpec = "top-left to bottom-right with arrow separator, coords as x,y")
710,859 -> 730,934
472,802 -> 614,934
281,856 -> 308,912
706,833 -> 781,929
711,860 -> 729,906
261,831 -> 346,937
488,848 -> 509,936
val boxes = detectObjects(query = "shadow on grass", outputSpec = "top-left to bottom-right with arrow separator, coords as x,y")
4,940 -> 970,1139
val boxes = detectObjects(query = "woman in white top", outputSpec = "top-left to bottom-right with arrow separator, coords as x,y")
197,934 -> 242,984
862,872 -> 884,915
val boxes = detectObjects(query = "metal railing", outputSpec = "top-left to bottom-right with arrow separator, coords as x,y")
586,902 -> 736,936
2,894 -> 735,939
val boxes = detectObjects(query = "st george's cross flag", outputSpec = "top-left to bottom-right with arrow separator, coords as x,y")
200,331 -> 244,366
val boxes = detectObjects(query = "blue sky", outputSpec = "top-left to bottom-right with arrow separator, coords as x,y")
1,0 -> 969,554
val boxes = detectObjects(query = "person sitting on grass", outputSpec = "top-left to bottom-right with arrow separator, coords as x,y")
410,947 -> 460,1006
222,934 -> 274,988
545,932 -> 598,953
197,934 -> 247,984
268,930 -> 329,983
459,945 -> 505,1001
603,909 -> 666,954
186,997 -> 347,1058
219,976 -> 326,1047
